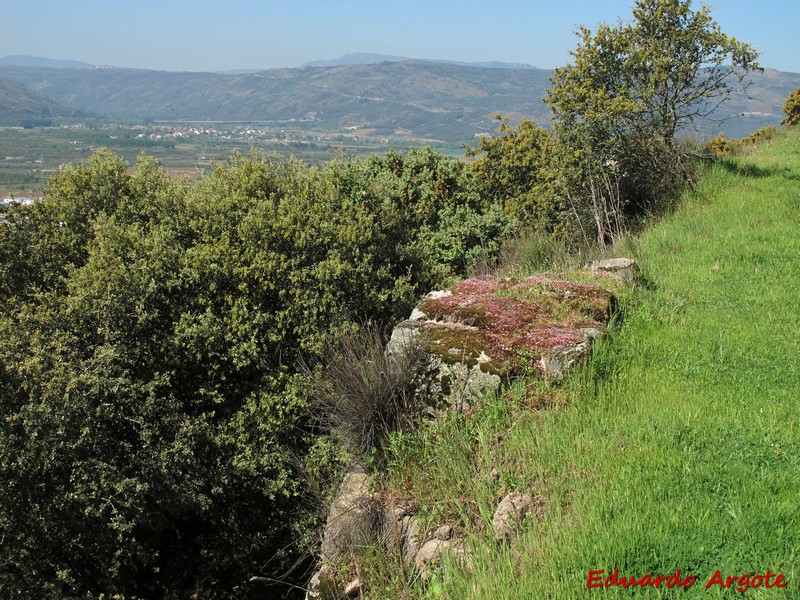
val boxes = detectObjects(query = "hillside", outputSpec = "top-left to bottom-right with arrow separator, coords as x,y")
0,55 -> 90,68
352,129 -> 800,597
0,62 -> 553,142
0,76 -> 85,120
0,61 -> 796,141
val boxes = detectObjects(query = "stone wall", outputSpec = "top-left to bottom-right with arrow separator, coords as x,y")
305,260 -> 635,599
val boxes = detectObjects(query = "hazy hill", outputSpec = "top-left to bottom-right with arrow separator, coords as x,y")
0,60 -> 796,141
0,55 -> 90,68
0,61 -> 554,141
0,76 -> 85,120
300,53 -> 536,69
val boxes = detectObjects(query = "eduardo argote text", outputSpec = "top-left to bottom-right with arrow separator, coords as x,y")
587,568 -> 787,593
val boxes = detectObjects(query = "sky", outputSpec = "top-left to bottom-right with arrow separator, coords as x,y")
1,0 -> 798,73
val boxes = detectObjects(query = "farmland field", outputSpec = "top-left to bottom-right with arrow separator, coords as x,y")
0,121 -> 464,197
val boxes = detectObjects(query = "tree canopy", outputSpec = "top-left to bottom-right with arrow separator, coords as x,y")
547,0 -> 761,146
532,0 -> 762,246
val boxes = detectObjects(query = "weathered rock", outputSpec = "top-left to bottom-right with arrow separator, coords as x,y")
409,307 -> 428,321
426,290 -> 453,301
396,275 -> 617,402
415,539 -> 449,570
587,258 -> 638,282
539,327 -> 602,379
402,516 -> 422,565
436,359 -> 502,412
343,578 -> 362,597
492,491 -> 537,542
319,470 -> 380,561
305,564 -> 337,600
385,320 -> 421,359
386,319 -> 503,414
433,524 -> 454,541
414,538 -> 470,579
381,503 -> 422,565
307,470 -> 380,599
381,503 -> 410,543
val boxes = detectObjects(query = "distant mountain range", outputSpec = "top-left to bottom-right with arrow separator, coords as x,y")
0,55 -> 90,68
0,76 -> 86,120
0,53 -> 537,71
0,55 -> 797,141
300,53 -> 536,70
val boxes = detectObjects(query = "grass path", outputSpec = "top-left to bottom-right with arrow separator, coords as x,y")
376,131 -> 800,598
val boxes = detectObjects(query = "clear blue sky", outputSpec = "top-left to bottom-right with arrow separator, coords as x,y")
1,0 -> 797,73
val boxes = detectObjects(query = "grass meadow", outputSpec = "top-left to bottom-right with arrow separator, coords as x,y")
364,129 -> 800,598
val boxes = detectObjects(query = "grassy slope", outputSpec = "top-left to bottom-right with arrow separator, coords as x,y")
372,129 -> 800,598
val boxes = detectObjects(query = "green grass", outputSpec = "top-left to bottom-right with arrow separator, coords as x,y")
365,129 -> 800,598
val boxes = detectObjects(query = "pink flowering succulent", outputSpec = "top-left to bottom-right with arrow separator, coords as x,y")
417,275 -> 614,375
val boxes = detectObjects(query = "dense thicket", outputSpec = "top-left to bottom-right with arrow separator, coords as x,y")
0,148 -> 510,598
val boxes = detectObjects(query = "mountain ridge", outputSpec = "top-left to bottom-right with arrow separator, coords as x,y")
0,55 -> 90,68
0,58 -> 796,141
300,52 -> 536,69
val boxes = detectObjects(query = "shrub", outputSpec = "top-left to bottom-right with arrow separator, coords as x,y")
329,146 -> 516,281
0,148 -> 478,598
706,133 -> 731,157
706,126 -> 779,159
467,118 -> 563,231
304,323 -> 427,464
737,125 -> 780,149
783,88 -> 800,126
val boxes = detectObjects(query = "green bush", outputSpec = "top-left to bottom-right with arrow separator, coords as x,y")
783,88 -> 800,126
329,146 -> 516,279
0,148 -> 499,598
467,118 -> 563,231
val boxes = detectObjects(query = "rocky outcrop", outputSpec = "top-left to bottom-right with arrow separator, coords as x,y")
388,273 -> 618,409
308,262 -> 634,597
587,257 -> 639,282
492,491 -> 543,542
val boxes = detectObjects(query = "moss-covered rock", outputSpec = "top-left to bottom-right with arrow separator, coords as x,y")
412,274 -> 614,379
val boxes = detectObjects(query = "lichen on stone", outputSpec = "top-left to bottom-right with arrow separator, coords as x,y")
412,274 -> 614,377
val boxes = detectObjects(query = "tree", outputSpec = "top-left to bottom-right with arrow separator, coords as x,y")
544,0 -> 760,246
547,0 -> 761,146
783,88 -> 800,126
467,117 -> 561,228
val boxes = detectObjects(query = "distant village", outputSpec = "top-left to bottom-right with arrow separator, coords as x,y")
0,196 -> 39,209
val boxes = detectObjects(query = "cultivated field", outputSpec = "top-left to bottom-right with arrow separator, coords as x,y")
0,121 -> 464,197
